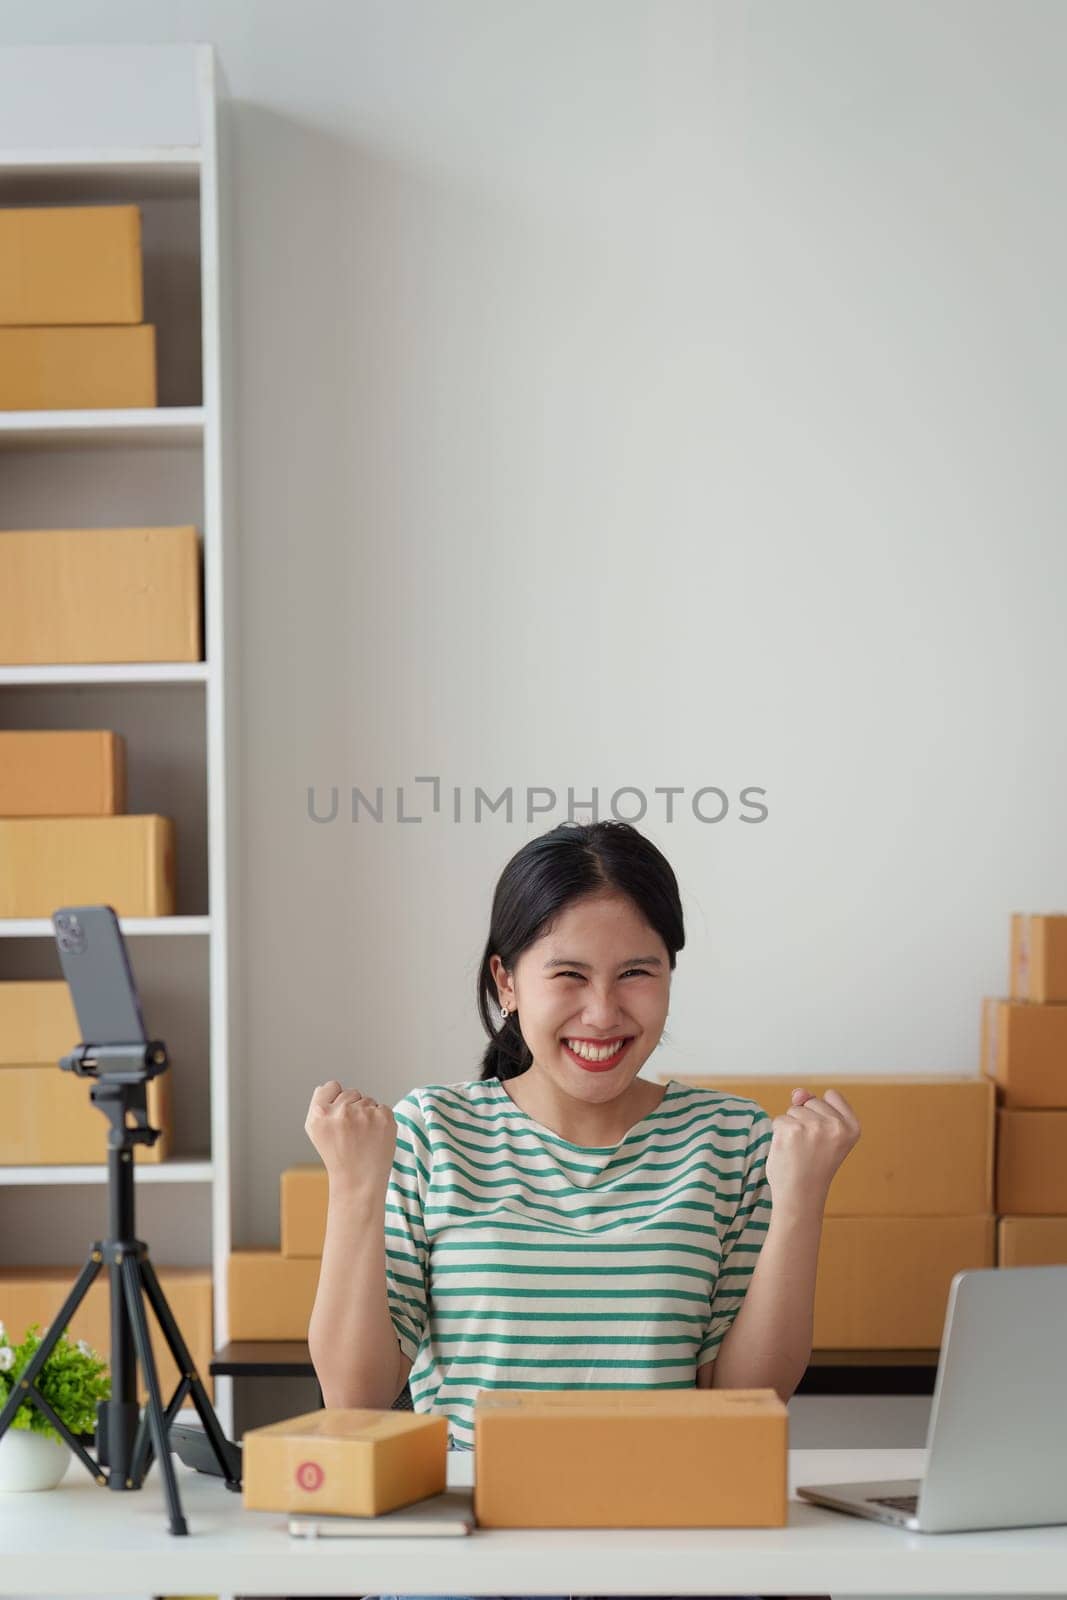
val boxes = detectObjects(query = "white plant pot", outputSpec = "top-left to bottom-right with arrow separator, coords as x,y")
0,1429 -> 71,1492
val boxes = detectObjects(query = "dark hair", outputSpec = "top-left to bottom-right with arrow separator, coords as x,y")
476,820 -> 685,1082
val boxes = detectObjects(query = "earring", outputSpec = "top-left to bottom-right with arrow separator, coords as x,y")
500,1003 -> 509,1021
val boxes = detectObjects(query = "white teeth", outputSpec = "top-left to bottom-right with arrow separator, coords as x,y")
564,1038 -> 627,1062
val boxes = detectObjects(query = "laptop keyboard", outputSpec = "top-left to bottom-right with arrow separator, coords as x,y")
866,1493 -> 919,1513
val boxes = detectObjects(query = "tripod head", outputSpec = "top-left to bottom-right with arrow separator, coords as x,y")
60,1040 -> 170,1151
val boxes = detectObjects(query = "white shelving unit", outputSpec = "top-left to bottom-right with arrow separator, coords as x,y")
0,44 -> 241,1435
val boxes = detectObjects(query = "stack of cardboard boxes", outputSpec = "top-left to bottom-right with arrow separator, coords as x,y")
228,1167 -> 326,1339
984,913 -> 1067,1267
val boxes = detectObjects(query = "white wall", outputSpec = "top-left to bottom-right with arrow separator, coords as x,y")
4,0 -> 1065,1248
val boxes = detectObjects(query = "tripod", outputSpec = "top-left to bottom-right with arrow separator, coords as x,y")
0,1040 -> 241,1534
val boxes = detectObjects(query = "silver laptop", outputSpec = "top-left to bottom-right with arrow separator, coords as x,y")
796,1264 -> 1067,1533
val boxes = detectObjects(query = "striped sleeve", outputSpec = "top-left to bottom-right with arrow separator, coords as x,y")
697,1104 -> 774,1365
385,1090 -> 432,1363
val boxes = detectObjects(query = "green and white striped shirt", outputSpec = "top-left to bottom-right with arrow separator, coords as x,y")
385,1075 -> 774,1451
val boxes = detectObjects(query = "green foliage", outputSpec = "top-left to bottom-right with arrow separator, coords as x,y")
0,1320 -> 110,1444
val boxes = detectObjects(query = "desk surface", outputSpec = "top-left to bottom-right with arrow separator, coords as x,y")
1,1448 -> 1066,1596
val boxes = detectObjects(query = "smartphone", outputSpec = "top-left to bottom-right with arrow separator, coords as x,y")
52,905 -> 149,1046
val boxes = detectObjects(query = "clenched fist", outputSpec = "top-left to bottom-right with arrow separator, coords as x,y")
304,1081 -> 398,1199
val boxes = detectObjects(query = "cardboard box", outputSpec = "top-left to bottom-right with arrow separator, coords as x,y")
981,995 -> 1067,1107
813,1215 -> 995,1346
0,526 -> 201,666
995,1110 -> 1067,1214
0,815 -> 175,918
664,1075 -> 994,1215
0,731 -> 127,817
1011,913 -> 1067,1003
474,1389 -> 787,1528
998,1216 -> 1067,1267
0,1060 -> 170,1164
280,1165 -> 327,1257
228,1251 -> 320,1340
0,1266 -> 212,1405
0,981 -> 80,1066
242,1408 -> 447,1517
0,204 -> 143,325
0,324 -> 156,410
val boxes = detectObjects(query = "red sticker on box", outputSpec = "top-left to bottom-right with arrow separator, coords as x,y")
295,1460 -> 324,1492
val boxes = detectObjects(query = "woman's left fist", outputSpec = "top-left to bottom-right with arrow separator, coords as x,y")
763,1087 -> 861,1212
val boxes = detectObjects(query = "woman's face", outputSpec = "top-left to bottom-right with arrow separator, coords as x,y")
490,890 -> 671,1106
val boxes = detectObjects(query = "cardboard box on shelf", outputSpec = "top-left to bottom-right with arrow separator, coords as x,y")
474,1389 -> 787,1528
227,1251 -> 320,1340
981,996 -> 1067,1108
0,1266 -> 213,1405
0,731 -> 127,817
1011,913 -> 1067,1004
280,1165 -> 327,1258
0,204 -> 143,326
663,1074 -> 994,1216
0,1059 -> 170,1164
813,1215 -> 994,1346
0,981 -> 80,1066
242,1409 -> 447,1517
0,815 -> 176,918
998,1216 -> 1067,1267
0,526 -> 201,666
995,1110 -> 1067,1214
0,324 -> 156,410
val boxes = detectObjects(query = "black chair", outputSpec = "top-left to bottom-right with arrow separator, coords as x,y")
390,1380 -> 414,1411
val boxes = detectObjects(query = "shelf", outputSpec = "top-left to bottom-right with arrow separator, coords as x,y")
0,1158 -> 213,1186
0,407 -> 204,450
0,662 -> 208,686
0,149 -> 200,201
0,916 -> 210,937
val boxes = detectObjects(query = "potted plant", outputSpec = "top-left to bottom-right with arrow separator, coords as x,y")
0,1321 -> 110,1491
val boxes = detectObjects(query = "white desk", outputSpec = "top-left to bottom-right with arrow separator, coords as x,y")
1,1447 -> 1065,1598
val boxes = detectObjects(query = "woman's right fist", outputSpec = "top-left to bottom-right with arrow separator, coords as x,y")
304,1081 -> 398,1196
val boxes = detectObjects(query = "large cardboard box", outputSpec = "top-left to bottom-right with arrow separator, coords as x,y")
0,324 -> 156,410
0,1266 -> 213,1405
474,1389 -> 787,1528
228,1251 -> 320,1340
998,1216 -> 1067,1267
0,816 -> 176,917
0,981 -> 80,1066
0,526 -> 201,665
813,1215 -> 994,1347
981,997 -> 1067,1107
1011,913 -> 1067,1003
0,1061 -> 170,1164
0,731 -> 127,817
995,1110 -> 1067,1214
280,1165 -> 328,1257
243,1409 -> 447,1517
664,1075 -> 994,1215
0,205 -> 143,325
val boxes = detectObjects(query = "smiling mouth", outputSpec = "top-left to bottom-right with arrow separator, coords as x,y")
561,1037 -> 633,1070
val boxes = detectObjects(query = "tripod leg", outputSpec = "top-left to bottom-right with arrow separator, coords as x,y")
138,1255 -> 241,1486
120,1255 -> 188,1536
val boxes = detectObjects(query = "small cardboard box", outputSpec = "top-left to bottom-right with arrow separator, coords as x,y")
665,1075 -> 994,1215
0,981 -> 80,1066
981,997 -> 1067,1107
0,204 -> 143,325
998,1216 -> 1067,1267
474,1389 -> 787,1528
0,815 -> 176,917
0,731 -> 127,816
0,526 -> 201,665
280,1164 -> 328,1257
0,1266 -> 212,1405
0,1059 -> 170,1164
1011,914 -> 1067,1003
227,1250 -> 320,1340
0,324 -> 156,410
242,1408 -> 447,1517
813,1215 -> 995,1346
995,1110 -> 1067,1214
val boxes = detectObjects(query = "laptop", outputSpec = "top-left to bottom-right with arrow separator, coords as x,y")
796,1264 -> 1067,1533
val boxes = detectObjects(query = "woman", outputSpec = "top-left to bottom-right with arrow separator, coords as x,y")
305,819 -> 858,1600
